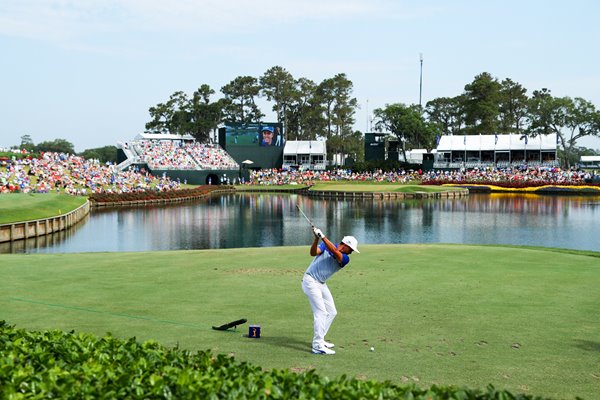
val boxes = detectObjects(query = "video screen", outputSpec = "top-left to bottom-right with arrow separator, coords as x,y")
225,123 -> 284,147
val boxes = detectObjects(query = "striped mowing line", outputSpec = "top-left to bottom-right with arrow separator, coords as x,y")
8,296 -> 208,330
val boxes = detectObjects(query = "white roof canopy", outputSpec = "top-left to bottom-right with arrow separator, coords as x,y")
437,134 -> 557,152
135,132 -> 196,141
283,140 -> 326,155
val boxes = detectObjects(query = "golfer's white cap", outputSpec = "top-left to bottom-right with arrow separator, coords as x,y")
341,236 -> 360,253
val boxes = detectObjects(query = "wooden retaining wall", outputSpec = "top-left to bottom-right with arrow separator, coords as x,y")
304,189 -> 468,200
0,201 -> 90,243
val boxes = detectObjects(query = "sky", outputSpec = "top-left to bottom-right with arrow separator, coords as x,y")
1,0 -> 600,152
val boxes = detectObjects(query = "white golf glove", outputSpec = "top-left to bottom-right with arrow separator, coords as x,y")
312,227 -> 325,239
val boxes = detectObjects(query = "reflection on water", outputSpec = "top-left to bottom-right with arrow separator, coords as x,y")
5,193 -> 600,254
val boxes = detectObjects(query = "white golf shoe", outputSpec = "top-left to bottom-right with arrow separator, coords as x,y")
312,344 -> 335,355
323,340 -> 335,348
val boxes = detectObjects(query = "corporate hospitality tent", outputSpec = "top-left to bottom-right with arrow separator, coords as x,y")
435,133 -> 558,167
282,140 -> 327,170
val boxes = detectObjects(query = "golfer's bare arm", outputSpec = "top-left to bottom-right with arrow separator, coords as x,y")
310,235 -> 344,264
310,236 -> 320,256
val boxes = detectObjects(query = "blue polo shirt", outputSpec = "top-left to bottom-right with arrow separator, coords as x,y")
305,243 -> 350,283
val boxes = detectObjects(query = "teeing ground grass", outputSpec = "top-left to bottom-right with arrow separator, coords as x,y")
1,244 -> 598,399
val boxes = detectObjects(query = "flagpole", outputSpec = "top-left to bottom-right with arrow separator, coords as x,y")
419,53 -> 424,108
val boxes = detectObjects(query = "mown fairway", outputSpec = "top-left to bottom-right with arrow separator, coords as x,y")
0,193 -> 87,224
1,244 -> 598,399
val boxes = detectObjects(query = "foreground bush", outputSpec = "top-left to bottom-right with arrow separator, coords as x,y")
0,322 -> 553,399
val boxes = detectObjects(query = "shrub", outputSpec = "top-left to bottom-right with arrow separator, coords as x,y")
0,322 -> 553,399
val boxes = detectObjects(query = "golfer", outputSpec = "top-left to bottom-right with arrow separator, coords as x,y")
302,226 -> 359,355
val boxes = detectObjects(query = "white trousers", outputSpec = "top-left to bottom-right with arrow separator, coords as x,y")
302,274 -> 337,349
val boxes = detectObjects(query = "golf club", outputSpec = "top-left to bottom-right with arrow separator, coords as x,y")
296,204 -> 314,227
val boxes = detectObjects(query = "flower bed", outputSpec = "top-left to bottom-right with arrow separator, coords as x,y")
422,179 -> 600,193
89,185 -> 231,204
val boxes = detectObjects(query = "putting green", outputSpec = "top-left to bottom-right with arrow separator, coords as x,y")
0,244 -> 598,399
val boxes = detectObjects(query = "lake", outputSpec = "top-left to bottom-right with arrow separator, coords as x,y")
3,192 -> 599,253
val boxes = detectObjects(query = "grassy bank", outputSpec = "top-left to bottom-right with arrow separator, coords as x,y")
234,181 -> 463,193
1,244 -> 598,399
0,193 -> 87,224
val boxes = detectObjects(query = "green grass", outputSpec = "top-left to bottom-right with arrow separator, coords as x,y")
0,244 -> 598,399
0,193 -> 87,224
234,184 -> 308,191
235,181 -> 462,193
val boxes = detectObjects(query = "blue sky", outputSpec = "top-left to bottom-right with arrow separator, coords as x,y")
1,0 -> 599,152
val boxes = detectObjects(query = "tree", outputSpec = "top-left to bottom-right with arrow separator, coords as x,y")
145,102 -> 172,133
526,89 -> 600,167
145,86 -> 222,142
78,146 -> 117,163
425,96 -> 466,136
331,73 -> 358,138
498,78 -> 528,135
462,72 -> 502,135
260,66 -> 295,137
373,103 -> 436,162
221,76 -> 264,124
286,78 -> 326,140
187,85 -> 223,142
36,139 -> 75,154
19,134 -> 36,152
79,146 -> 118,163
316,73 -> 358,140
316,77 -> 337,139
327,130 -> 364,165
145,91 -> 188,134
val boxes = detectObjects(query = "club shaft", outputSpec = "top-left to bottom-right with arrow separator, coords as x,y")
296,205 -> 313,226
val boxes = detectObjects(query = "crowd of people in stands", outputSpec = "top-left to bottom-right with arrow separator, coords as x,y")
137,140 -> 198,170
134,140 -> 238,170
183,142 -> 238,170
420,166 -> 595,185
1,152 -> 180,194
248,165 -> 597,186
1,144 -> 597,195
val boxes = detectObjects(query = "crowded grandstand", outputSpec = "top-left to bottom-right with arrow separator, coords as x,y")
115,133 -> 240,185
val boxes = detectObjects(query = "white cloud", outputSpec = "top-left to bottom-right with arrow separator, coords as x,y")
0,0 -> 433,43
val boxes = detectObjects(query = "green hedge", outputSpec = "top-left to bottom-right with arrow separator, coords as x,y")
0,322 -> 555,399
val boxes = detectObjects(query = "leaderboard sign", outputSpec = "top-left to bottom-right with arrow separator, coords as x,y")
223,122 -> 284,147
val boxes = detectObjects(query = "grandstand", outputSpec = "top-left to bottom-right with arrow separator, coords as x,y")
116,133 -> 240,185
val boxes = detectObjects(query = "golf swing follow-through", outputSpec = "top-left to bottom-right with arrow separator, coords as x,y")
298,203 -> 360,355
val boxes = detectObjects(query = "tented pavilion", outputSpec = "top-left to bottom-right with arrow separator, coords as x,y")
434,133 -> 558,168
282,140 -> 327,171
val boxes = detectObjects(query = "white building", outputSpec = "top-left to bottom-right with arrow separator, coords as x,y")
282,140 -> 327,171
579,155 -> 600,169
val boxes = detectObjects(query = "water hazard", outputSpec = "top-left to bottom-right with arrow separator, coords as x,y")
3,193 -> 599,253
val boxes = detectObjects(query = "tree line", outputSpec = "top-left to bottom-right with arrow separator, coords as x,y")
11,69 -> 598,168
145,66 -> 363,163
147,68 -> 600,167
14,135 -> 117,163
